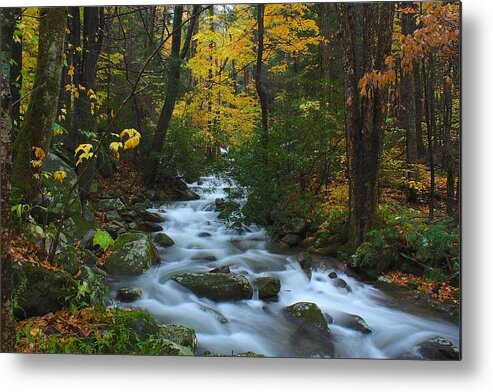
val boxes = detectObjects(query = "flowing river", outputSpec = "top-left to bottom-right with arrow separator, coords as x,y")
110,176 -> 459,358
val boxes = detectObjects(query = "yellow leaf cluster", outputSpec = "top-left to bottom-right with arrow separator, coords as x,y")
120,128 -> 141,150
74,143 -> 94,167
53,170 -> 67,182
31,146 -> 45,168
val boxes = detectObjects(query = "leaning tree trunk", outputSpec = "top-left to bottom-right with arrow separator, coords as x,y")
1,7 -> 19,353
144,5 -> 201,187
12,8 -> 67,203
336,3 -> 395,247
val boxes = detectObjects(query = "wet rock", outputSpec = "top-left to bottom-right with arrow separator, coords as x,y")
296,252 -> 312,280
159,324 -> 197,354
172,272 -> 253,301
140,211 -> 166,223
281,233 -> 303,247
284,302 -> 330,337
409,336 -> 460,360
333,278 -> 348,288
328,271 -> 338,279
198,232 -> 212,238
154,232 -> 175,247
200,306 -> 229,323
181,189 -> 200,201
13,262 -> 78,318
209,266 -> 231,274
254,276 -> 281,300
104,232 -> 160,276
191,255 -> 217,262
138,221 -> 163,232
337,313 -> 372,334
116,287 -> 143,302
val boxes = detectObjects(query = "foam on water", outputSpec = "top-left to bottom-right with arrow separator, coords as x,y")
111,176 -> 459,358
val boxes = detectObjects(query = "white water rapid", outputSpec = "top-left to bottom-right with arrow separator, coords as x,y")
111,176 -> 459,358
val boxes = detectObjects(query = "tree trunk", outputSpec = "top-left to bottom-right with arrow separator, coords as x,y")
399,4 -> 418,202
423,55 -> 435,218
12,8 -> 67,203
443,64 -> 455,215
9,9 -> 22,134
255,3 -> 269,158
144,5 -> 201,187
1,7 -> 19,353
336,3 -> 395,247
77,7 -> 103,206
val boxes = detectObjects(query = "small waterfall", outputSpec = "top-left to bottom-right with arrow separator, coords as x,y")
111,175 -> 459,358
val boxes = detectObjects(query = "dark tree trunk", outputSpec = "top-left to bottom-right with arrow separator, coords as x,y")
255,3 -> 269,157
443,64 -> 455,215
414,62 -> 427,158
423,55 -> 436,218
144,5 -> 201,187
336,3 -> 395,247
399,3 -> 418,202
1,7 -> 20,353
77,7 -> 104,206
12,8 -> 67,203
9,9 -> 22,134
64,7 -> 81,153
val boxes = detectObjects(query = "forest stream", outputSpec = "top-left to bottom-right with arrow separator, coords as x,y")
108,176 -> 459,358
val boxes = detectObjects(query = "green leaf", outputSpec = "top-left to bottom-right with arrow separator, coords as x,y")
92,229 -> 114,251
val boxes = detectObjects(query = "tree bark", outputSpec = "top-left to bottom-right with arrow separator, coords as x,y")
1,7 -> 19,353
336,3 -> 395,247
255,3 -> 269,158
12,8 -> 67,203
9,9 -> 22,134
77,7 -> 104,206
144,5 -> 201,187
399,4 -> 418,202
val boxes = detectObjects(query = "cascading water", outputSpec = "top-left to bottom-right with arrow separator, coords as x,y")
110,176 -> 459,358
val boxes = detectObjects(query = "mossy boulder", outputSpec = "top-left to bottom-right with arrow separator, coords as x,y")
159,324 -> 197,353
405,336 -> 460,360
253,276 -> 281,300
281,233 -> 303,247
172,272 -> 253,301
116,287 -> 143,302
284,302 -> 330,336
154,233 -> 175,247
95,197 -> 126,212
13,262 -> 77,318
104,232 -> 160,276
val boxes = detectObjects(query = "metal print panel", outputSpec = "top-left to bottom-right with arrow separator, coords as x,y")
0,1 -> 461,359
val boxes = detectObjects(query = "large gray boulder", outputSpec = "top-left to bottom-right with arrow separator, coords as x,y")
103,232 -> 160,276
172,272 -> 253,301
